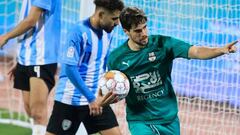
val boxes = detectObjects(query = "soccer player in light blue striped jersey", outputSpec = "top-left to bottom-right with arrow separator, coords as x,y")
46,0 -> 124,135
0,0 -> 61,135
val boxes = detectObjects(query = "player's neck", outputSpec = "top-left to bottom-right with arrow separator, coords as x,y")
128,39 -> 144,51
90,15 -> 100,30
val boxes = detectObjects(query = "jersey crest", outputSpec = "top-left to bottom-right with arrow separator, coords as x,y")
148,52 -> 156,62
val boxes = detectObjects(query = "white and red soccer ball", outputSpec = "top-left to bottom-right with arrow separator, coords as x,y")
99,70 -> 130,102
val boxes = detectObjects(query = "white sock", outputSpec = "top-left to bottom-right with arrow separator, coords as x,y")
32,124 -> 46,135
29,118 -> 34,126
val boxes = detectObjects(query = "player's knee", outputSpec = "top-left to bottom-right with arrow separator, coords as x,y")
31,111 -> 44,121
30,107 -> 46,121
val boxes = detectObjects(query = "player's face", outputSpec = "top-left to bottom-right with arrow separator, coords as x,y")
99,10 -> 121,33
128,23 -> 148,47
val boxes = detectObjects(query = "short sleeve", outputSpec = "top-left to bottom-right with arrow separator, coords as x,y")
164,37 -> 192,59
32,0 -> 52,11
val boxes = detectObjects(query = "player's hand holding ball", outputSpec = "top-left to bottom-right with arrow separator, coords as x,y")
98,70 -> 130,106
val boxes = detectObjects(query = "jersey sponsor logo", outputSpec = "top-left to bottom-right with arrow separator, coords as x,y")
130,70 -> 167,101
62,119 -> 72,131
148,52 -> 156,62
67,46 -> 75,58
131,70 -> 162,94
137,89 -> 165,101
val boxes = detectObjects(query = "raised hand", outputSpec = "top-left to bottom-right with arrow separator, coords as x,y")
223,40 -> 238,54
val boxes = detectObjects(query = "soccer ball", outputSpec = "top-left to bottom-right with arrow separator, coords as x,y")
99,70 -> 130,102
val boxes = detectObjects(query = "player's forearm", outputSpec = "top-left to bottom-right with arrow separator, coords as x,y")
189,46 -> 226,60
5,18 -> 36,41
64,64 -> 96,103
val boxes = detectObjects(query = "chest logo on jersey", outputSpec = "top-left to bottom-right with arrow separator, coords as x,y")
67,46 -> 75,58
148,52 -> 156,62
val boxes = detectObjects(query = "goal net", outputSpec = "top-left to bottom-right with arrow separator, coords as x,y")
0,0 -> 239,135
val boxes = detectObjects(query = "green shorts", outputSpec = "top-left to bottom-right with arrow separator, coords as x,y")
128,117 -> 180,135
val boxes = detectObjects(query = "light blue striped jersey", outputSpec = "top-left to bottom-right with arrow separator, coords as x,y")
17,0 -> 61,65
55,18 -> 113,106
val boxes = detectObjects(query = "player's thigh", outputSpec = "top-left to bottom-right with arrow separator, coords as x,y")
37,63 -> 57,91
129,119 -> 180,135
13,63 -> 31,114
29,64 -> 57,107
29,63 -> 57,92
29,77 -> 48,106
21,91 -> 30,114
128,122 -> 154,135
145,117 -> 180,135
84,106 -> 119,134
47,101 -> 87,135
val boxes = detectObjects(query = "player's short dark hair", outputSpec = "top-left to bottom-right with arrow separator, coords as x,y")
94,0 -> 124,11
120,7 -> 147,31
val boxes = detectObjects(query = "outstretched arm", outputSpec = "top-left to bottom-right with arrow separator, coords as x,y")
0,6 -> 43,48
188,40 -> 238,59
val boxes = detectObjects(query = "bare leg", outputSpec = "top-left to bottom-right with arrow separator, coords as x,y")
22,91 -> 31,116
99,127 -> 122,135
30,77 -> 49,135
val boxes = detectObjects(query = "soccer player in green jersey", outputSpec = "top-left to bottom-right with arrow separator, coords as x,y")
107,7 -> 238,135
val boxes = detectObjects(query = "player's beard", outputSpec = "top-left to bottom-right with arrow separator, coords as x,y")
133,36 -> 148,47
101,24 -> 115,33
140,36 -> 148,45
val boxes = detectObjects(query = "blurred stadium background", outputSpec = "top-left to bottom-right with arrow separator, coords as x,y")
0,0 -> 239,135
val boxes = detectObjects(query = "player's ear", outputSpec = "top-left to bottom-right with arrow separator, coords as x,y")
98,10 -> 105,19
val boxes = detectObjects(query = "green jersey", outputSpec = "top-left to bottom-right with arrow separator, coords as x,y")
107,35 -> 191,124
